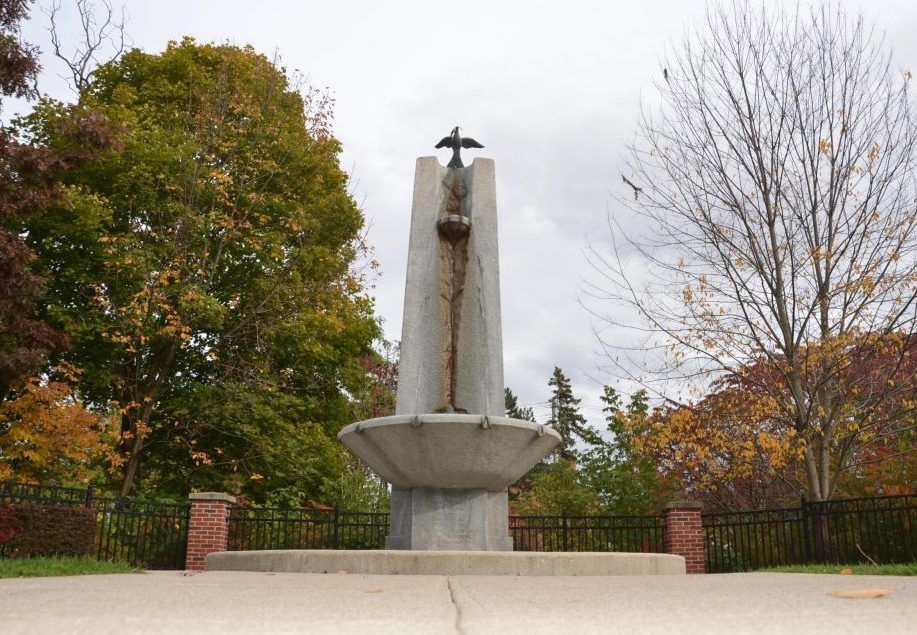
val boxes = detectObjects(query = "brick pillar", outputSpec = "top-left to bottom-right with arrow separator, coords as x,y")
662,500 -> 705,574
185,492 -> 236,571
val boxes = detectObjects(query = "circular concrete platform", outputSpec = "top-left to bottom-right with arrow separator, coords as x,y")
205,549 -> 685,576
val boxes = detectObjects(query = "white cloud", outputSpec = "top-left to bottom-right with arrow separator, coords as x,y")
13,0 -> 917,424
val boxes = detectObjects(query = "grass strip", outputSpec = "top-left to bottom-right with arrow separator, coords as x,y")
0,555 -> 142,578
761,563 -> 917,576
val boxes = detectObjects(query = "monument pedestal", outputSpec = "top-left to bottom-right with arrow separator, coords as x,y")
386,487 -> 513,551
338,414 -> 559,551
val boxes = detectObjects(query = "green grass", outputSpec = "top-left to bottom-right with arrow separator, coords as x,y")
0,555 -> 142,578
761,563 -> 917,576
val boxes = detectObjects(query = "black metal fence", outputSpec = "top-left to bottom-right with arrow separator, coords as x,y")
0,481 -> 92,506
0,481 -> 189,569
228,507 -> 388,551
4,480 -> 915,572
227,508 -> 666,554
93,497 -> 190,569
703,494 -> 917,572
704,506 -> 804,572
511,513 -> 665,553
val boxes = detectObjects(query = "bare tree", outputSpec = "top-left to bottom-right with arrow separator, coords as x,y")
44,0 -> 127,91
587,1 -> 917,502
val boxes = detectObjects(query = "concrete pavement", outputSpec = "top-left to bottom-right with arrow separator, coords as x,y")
1,570 -> 914,634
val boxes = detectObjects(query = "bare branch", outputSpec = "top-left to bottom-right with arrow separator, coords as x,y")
43,0 -> 129,92
587,1 -> 917,501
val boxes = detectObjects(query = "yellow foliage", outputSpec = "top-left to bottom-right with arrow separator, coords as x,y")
633,384 -> 798,496
0,368 -> 113,483
867,142 -> 880,163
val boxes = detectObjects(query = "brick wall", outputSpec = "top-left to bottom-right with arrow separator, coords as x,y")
662,501 -> 705,574
185,492 -> 235,571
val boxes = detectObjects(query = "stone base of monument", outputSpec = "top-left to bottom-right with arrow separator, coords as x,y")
385,487 -> 513,550
205,549 -> 685,576
338,414 -> 561,551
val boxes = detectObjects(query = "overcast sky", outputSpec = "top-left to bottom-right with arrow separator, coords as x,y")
13,0 -> 917,426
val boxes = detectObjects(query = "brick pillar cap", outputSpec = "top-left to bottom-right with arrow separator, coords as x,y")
662,500 -> 703,510
189,492 -> 236,503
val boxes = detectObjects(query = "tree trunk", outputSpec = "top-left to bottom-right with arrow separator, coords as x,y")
117,387 -> 159,498
803,439 -> 834,562
119,430 -> 144,498
117,340 -> 178,497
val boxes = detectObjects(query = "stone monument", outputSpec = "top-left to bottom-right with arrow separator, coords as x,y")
337,132 -> 561,550
205,132 -> 685,574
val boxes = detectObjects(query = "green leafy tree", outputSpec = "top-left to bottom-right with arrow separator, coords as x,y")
19,39 -> 378,499
504,387 -> 535,421
320,460 -> 390,513
546,367 -> 601,459
513,458 -> 598,516
512,371 -> 603,512
578,387 -> 669,514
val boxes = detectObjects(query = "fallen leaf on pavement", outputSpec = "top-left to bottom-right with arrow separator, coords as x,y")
828,588 -> 891,599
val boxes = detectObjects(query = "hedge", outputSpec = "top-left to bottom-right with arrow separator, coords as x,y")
0,502 -> 96,558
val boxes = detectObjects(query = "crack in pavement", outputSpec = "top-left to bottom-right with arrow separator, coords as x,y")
446,576 -> 467,635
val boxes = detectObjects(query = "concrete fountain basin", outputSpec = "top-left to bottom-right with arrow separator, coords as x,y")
337,414 -> 561,490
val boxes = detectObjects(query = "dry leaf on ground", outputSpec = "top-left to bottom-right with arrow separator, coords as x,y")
828,588 -> 891,599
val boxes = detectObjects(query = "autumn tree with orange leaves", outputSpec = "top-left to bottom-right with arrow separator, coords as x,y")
590,2 -> 917,503
0,365 -> 113,483
633,334 -> 916,510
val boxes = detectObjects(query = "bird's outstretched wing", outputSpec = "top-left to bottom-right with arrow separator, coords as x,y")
462,137 -> 484,149
435,136 -> 452,148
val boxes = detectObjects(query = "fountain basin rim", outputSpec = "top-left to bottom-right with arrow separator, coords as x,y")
337,413 -> 561,439
337,414 -> 562,490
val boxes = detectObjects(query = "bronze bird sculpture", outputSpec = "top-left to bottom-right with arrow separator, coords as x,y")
435,126 -> 484,168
